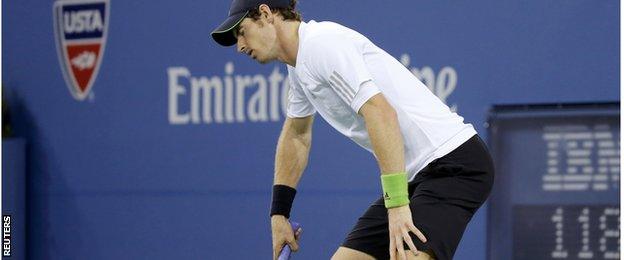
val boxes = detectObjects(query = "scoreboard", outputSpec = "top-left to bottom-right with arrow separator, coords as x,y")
487,103 -> 620,260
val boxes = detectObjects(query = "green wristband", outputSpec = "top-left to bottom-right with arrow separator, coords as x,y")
381,172 -> 410,208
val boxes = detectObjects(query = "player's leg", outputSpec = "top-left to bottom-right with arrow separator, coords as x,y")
331,246 -> 375,260
402,249 -> 436,260
337,136 -> 493,260
338,177 -> 448,260
404,134 -> 494,260
331,247 -> 435,260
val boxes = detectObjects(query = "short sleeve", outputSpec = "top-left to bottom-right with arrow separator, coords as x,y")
304,35 -> 381,113
286,73 -> 316,118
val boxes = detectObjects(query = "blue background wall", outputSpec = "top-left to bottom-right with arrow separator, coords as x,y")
2,0 -> 619,259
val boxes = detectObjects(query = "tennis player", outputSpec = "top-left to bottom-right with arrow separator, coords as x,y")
211,1 -> 494,259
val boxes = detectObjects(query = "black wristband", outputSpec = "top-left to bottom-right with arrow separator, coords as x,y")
270,185 -> 297,218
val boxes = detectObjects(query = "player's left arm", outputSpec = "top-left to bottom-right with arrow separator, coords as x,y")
358,93 -> 428,260
358,93 -> 405,174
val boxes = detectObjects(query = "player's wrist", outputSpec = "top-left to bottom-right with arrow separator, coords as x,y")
270,184 -> 297,218
270,215 -> 288,223
386,204 -> 410,213
381,172 -> 409,208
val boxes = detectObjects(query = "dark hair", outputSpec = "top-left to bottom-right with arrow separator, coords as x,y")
246,0 -> 302,21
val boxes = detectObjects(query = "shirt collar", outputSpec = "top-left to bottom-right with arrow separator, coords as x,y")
293,20 -> 312,68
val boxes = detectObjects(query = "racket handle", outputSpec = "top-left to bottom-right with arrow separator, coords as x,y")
278,221 -> 301,260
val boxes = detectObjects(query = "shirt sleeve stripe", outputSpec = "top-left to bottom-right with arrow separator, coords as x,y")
332,71 -> 356,97
329,75 -> 354,101
328,76 -> 353,103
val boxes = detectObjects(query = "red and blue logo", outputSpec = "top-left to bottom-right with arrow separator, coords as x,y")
54,0 -> 109,101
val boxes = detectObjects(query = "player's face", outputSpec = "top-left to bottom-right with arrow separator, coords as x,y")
235,18 -> 277,64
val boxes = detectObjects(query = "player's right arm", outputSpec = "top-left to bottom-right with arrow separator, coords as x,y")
274,115 -> 314,187
271,114 -> 314,260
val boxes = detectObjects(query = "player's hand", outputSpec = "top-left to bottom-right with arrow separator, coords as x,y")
387,205 -> 427,260
271,215 -> 301,260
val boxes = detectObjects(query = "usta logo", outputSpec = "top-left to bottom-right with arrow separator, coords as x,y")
53,0 -> 109,101
63,9 -> 104,33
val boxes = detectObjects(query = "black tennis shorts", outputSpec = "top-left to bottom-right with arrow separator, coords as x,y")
341,134 -> 495,260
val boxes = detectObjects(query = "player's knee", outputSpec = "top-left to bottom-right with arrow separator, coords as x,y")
405,249 -> 436,260
331,246 -> 375,260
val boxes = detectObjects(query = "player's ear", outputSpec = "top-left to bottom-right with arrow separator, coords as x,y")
259,4 -> 272,21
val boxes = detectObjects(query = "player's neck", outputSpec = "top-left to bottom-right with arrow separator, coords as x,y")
275,20 -> 301,67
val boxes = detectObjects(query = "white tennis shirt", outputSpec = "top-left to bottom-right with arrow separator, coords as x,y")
286,20 -> 477,181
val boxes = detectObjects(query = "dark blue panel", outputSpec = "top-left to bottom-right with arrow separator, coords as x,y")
488,104 -> 620,260
2,139 -> 26,260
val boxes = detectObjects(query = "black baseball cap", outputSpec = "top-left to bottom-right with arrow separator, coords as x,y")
211,0 -> 291,46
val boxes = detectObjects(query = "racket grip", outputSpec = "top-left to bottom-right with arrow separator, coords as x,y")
278,221 -> 301,260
